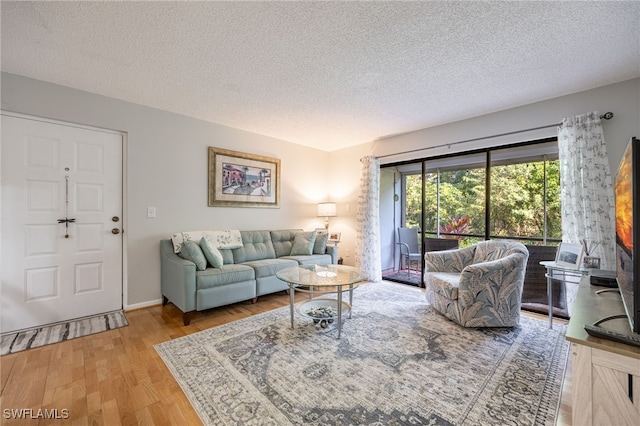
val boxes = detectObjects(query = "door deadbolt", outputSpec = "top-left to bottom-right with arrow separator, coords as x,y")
112,228 -> 120,235
112,216 -> 120,222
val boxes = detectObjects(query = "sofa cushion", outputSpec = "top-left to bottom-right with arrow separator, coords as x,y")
291,231 -> 316,256
242,258 -> 298,279
177,240 -> 207,271
313,233 -> 328,254
427,272 -> 461,300
270,229 -> 302,258
219,248 -> 235,265
200,237 -> 223,268
195,264 -> 255,290
281,254 -> 332,266
233,230 -> 276,263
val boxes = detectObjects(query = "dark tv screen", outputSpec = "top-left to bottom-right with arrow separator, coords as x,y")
615,136 -> 639,333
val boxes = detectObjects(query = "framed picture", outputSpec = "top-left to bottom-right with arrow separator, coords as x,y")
555,242 -> 583,268
315,228 -> 328,236
208,147 -> 280,208
328,232 -> 341,243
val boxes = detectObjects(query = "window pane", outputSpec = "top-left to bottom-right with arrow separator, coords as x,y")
490,162 -> 545,238
404,173 -> 422,229
423,171 -> 437,233
424,154 -> 486,246
488,142 -> 560,244
545,159 -> 562,241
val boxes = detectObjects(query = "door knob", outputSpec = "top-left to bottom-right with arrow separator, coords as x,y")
112,228 -> 120,235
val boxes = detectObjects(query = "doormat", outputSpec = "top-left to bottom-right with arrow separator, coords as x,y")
1,310 -> 128,355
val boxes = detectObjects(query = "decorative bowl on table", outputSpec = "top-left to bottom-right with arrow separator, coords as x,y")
296,298 -> 351,320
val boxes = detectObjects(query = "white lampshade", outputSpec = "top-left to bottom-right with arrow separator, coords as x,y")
317,202 -> 337,217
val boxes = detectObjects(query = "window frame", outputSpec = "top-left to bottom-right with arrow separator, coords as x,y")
386,137 -> 561,250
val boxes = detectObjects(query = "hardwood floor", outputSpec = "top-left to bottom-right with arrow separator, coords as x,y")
0,286 -> 572,425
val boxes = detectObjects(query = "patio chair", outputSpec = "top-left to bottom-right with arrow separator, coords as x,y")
397,227 -> 422,278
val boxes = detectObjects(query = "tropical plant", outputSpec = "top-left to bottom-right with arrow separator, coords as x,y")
440,215 -> 471,235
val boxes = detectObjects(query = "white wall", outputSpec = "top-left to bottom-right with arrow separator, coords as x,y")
3,73 -> 638,305
1,72 -> 332,307
370,78 -> 640,173
329,78 -> 640,267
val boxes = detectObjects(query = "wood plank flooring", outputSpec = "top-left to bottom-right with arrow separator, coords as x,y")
0,286 -> 572,425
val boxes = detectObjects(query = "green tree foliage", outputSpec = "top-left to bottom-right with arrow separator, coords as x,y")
490,161 -> 561,241
404,174 -> 422,229
404,159 -> 561,243
417,168 -> 486,235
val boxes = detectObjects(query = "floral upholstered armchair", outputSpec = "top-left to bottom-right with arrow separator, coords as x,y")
424,240 -> 529,327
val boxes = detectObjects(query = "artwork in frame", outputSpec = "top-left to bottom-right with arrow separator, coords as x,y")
315,228 -> 328,236
328,232 -> 341,243
208,147 -> 280,208
555,242 -> 583,268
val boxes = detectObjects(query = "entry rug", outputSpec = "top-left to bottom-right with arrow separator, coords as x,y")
155,282 -> 569,425
1,310 -> 128,355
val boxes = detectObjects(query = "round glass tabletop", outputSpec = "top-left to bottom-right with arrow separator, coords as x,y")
276,264 -> 366,287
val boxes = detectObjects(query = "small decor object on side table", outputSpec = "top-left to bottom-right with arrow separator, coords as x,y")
555,242 -> 583,268
581,239 -> 601,269
583,256 -> 601,269
328,232 -> 341,244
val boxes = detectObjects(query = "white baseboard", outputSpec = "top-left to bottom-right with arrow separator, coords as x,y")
124,298 -> 162,312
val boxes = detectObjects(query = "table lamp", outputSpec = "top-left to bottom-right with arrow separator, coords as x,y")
317,202 -> 337,229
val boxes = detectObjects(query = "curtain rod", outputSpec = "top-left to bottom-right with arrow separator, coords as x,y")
377,112 -> 614,160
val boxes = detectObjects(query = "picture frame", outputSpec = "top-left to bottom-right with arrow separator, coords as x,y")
208,147 -> 280,208
315,228 -> 328,236
328,232 -> 341,243
555,242 -> 583,268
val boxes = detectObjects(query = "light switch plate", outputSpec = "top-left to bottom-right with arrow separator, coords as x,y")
147,207 -> 156,218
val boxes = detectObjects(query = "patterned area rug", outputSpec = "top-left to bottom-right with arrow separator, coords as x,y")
155,282 -> 568,425
1,310 -> 128,355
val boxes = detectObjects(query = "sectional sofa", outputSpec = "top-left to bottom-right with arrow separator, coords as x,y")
160,229 -> 337,325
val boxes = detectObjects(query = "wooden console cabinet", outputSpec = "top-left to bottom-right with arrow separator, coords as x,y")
566,279 -> 640,425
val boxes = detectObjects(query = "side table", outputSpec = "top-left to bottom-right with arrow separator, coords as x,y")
540,261 -> 616,329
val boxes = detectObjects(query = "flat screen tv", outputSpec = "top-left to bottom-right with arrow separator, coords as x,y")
615,136 -> 640,333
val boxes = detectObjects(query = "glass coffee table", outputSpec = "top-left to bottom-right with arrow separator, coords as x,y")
276,264 -> 367,338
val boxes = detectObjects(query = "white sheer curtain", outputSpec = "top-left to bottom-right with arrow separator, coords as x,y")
558,112 -> 616,271
355,155 -> 382,282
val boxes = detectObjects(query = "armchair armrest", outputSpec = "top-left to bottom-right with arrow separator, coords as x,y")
424,245 -> 476,273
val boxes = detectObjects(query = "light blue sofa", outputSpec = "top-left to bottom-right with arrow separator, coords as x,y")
160,229 -> 337,325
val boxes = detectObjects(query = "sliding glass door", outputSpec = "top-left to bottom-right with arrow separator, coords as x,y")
382,139 -> 562,302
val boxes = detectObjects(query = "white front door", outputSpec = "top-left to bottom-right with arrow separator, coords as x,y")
1,113 -> 123,333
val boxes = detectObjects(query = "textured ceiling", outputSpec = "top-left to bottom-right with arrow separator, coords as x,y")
2,1 -> 639,151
